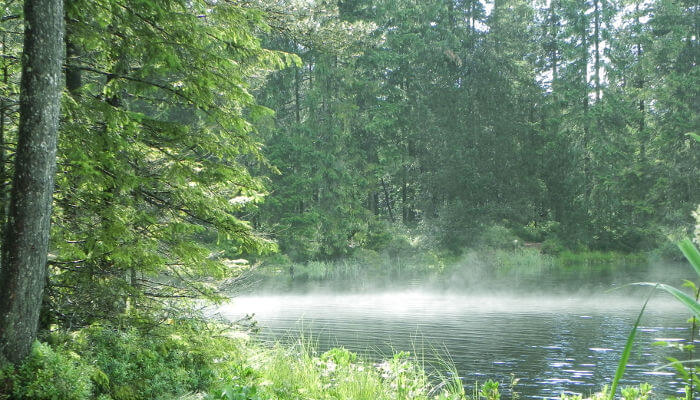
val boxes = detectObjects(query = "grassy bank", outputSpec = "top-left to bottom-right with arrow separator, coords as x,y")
0,320 -> 660,400
0,321 -> 469,400
253,222 -> 663,284
249,245 -> 652,291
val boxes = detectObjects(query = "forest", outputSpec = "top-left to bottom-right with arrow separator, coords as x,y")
0,0 -> 698,399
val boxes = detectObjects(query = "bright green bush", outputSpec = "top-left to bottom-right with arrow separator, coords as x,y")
65,322 -> 244,400
320,347 -> 357,366
10,342 -> 94,400
478,380 -> 500,400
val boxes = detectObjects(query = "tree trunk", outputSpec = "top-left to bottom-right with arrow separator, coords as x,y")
593,0 -> 601,102
381,178 -> 395,223
0,34 -> 8,233
550,0 -> 559,84
294,64 -> 300,124
0,0 -> 64,365
635,2 -> 646,158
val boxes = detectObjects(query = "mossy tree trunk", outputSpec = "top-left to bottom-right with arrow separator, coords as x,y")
0,0 -> 64,365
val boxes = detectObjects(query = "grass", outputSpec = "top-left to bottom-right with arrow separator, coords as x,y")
556,251 -> 647,267
252,244 -> 653,290
208,336 -> 468,400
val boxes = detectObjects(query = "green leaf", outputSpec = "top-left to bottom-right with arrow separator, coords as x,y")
633,282 -> 700,320
664,357 -> 691,381
609,290 -> 653,400
687,132 -> 700,143
654,358 -> 700,372
678,239 -> 700,278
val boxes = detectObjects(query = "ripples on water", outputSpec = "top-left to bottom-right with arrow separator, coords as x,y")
219,291 -> 692,399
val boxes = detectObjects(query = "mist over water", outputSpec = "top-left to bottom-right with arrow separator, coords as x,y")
219,261 -> 693,399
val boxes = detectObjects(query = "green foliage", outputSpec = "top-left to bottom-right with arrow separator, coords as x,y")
241,343 -> 441,400
13,0 -> 296,328
611,235 -> 700,399
557,251 -> 645,267
67,322 -> 245,400
0,362 -> 14,400
478,380 -> 500,400
364,222 -> 395,252
292,261 -> 331,281
620,383 -> 652,400
250,0 -> 698,260
477,225 -> 518,250
559,384 -> 653,400
513,221 -> 560,244
609,294 -> 652,400
541,237 -> 566,255
1,323 -> 250,400
320,347 -> 358,367
8,342 -> 94,400
207,385 -> 261,400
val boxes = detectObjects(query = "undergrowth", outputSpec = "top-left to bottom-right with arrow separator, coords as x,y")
0,320 -> 659,400
0,321 -> 474,400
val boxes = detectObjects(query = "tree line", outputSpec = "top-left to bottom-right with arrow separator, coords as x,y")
254,0 -> 698,259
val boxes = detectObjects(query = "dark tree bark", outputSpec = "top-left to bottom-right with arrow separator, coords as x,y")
0,33 -> 9,232
593,0 -> 601,102
0,0 -> 64,364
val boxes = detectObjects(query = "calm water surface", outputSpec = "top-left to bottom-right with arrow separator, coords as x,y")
219,264 -> 693,399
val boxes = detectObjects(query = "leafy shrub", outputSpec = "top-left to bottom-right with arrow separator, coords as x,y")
620,383 -> 652,400
477,225 -> 518,249
541,237 -> 565,255
425,200 -> 485,254
67,322 -> 243,400
479,380 -> 500,400
512,220 -> 560,243
320,347 -> 357,367
293,260 -> 330,280
0,362 -> 15,400
263,253 -> 292,269
650,237 -> 687,261
207,384 -> 261,400
364,220 -> 393,252
11,342 -> 94,400
349,248 -> 384,270
385,234 -> 414,258
377,351 -> 429,399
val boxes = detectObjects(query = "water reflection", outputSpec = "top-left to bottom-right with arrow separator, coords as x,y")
219,291 -> 690,399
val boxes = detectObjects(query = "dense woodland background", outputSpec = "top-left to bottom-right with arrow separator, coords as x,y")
253,0 -> 698,260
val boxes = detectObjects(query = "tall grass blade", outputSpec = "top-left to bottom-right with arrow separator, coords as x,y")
653,359 -> 700,371
608,289 -> 653,400
634,282 -> 700,320
678,239 -> 700,278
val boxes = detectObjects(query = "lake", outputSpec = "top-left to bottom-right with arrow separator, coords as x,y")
219,262 -> 694,399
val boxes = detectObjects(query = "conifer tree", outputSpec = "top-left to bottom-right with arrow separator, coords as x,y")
0,0 -> 64,364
